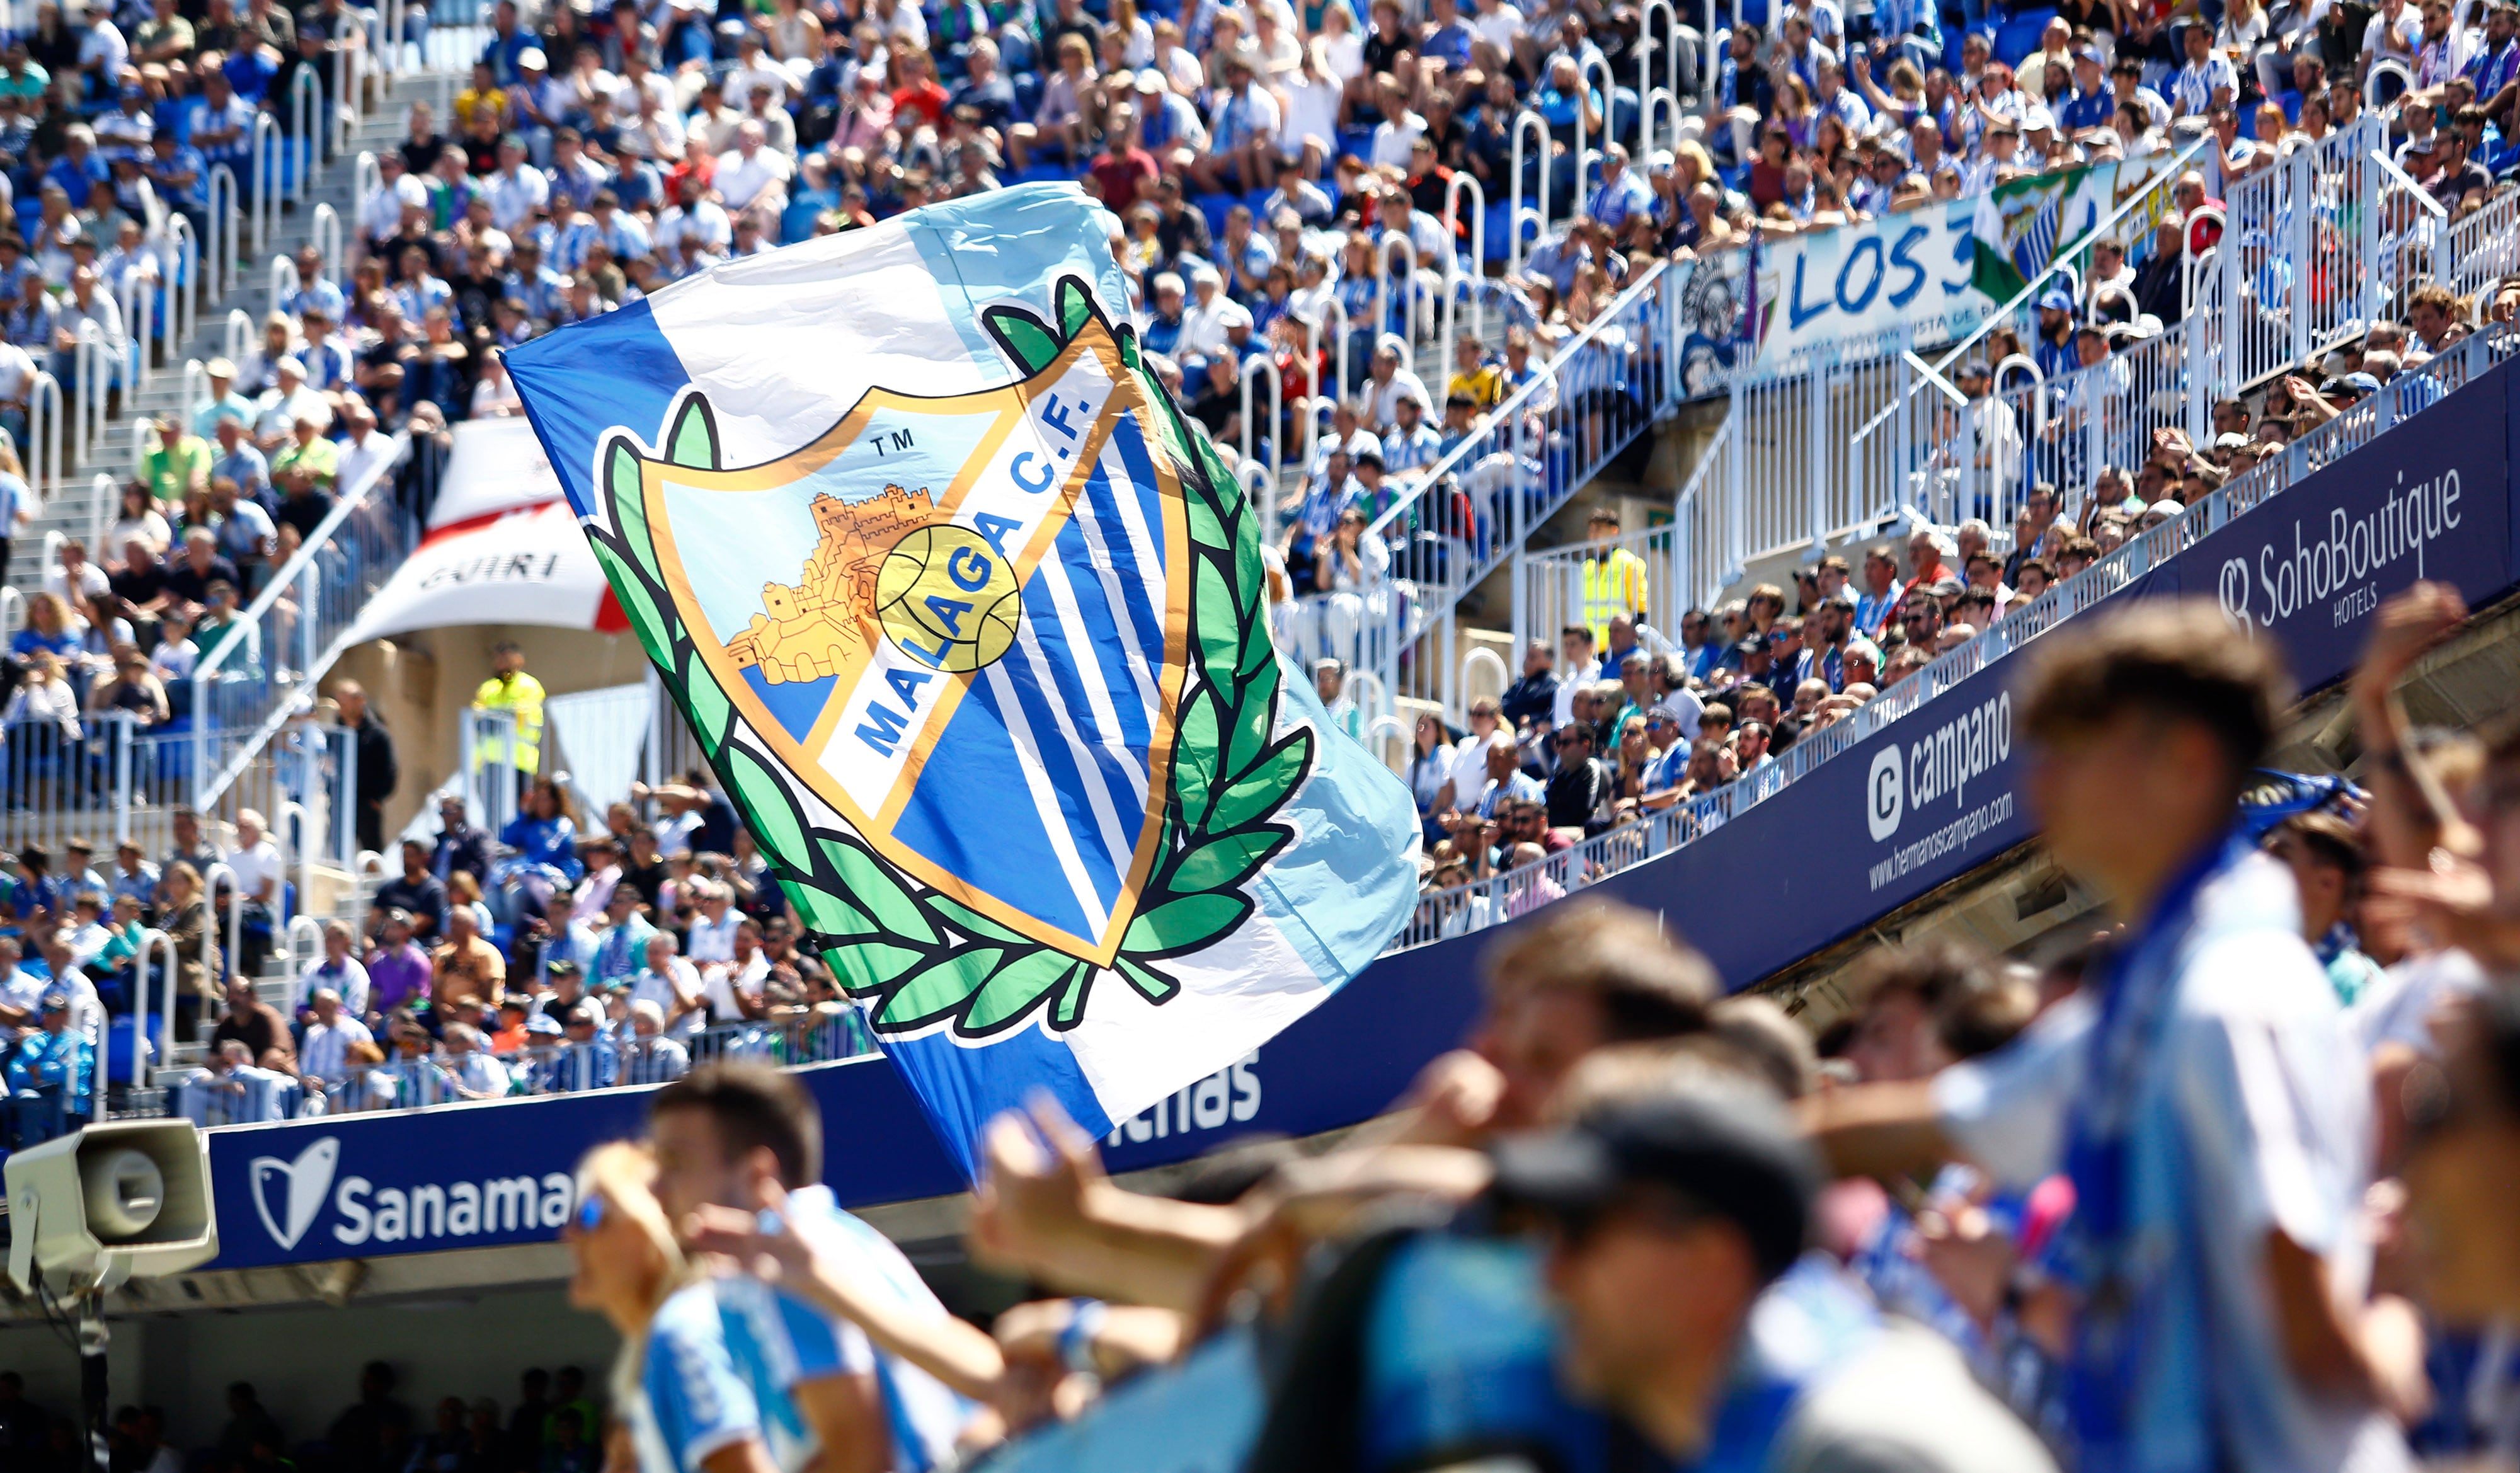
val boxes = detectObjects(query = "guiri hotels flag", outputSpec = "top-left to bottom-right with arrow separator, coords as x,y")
504,185 -> 1421,1170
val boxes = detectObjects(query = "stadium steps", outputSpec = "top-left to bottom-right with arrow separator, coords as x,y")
4,73 -> 433,595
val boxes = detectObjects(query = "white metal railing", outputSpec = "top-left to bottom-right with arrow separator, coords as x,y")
1312,257 -> 1678,723
190,433 -> 415,814
164,1009 -> 876,1123
1405,321 -> 2520,957
26,369 -> 62,495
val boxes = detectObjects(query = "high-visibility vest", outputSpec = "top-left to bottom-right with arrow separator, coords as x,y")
471,671 -> 546,772
1581,548 -> 1647,646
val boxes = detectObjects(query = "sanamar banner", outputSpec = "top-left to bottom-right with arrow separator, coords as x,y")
504,185 -> 1420,1172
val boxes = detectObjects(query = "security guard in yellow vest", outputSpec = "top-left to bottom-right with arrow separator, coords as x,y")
1579,508 -> 1647,649
471,641 -> 546,774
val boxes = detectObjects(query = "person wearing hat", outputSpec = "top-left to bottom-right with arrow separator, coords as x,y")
2034,287 -> 2080,379
6,987 -> 92,1145
1480,1074 -> 2060,1469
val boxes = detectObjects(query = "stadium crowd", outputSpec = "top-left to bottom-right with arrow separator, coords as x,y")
0,701 -> 879,1135
1388,283 -> 2490,914
12,587 -> 2520,1472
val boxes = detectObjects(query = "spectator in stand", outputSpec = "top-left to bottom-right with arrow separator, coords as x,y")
331,679 -> 397,855
222,807 -> 284,980
432,794 -> 493,888
372,839 -> 449,943
431,905 -> 505,1014
365,908 -> 434,1023
209,977 -> 296,1074
295,919 -> 371,1019
296,985 -> 372,1091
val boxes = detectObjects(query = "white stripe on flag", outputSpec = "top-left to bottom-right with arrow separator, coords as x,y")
981,661 -> 1114,939
1068,440 -> 1165,716
1006,592 -> 1142,885
1030,549 -> 1152,807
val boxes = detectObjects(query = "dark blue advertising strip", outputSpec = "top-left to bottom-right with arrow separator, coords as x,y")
199,357 -> 2520,1271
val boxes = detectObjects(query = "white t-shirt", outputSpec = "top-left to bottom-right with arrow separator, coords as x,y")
224,838 -> 285,905
633,957 -> 707,1038
687,910 -> 742,964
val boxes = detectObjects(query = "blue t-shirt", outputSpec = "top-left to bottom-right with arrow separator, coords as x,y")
633,1281 -> 764,1473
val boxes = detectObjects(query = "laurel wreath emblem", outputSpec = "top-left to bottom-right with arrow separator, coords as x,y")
583,275 -> 1311,1041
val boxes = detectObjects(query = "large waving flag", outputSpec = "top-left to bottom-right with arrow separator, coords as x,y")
505,185 -> 1420,1169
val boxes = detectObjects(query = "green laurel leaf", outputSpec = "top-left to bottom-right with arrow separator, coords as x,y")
1172,685 -> 1223,822
1123,891 -> 1254,958
590,542 -> 671,667
924,893 -> 1034,948
1210,731 -> 1312,834
982,306 -> 1062,377
821,837 -> 938,946
823,941 -> 929,997
876,946 -> 1010,1029
667,395 -> 720,471
1186,483 -> 1231,551
1194,556 -> 1240,687
960,951 -> 1089,1036
1113,954 -> 1182,1003
682,645 -> 730,757
1164,825 -> 1290,895
1051,964 -> 1096,1028
781,873 -> 878,936
1056,278 -> 1094,340
723,742 -> 810,862
1222,670 -> 1275,785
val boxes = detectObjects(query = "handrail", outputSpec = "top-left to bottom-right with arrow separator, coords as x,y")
251,113 -> 282,250
207,163 -> 241,295
1928,135 -> 2213,378
193,430 -> 418,808
288,66 -> 322,191
1509,109 -> 1552,273
28,370 -> 60,495
1365,256 -> 1670,545
2371,147 -> 2449,219
130,928 -> 178,1088
1409,319 -> 2520,955
200,862 -> 242,997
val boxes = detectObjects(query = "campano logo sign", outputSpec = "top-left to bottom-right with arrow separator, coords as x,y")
2218,556 -> 2254,629
1865,747 -> 1904,842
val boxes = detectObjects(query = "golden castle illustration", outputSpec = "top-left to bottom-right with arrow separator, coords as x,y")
726,486 -> 948,684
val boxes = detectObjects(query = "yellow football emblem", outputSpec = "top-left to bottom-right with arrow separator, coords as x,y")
876,524 -> 1023,672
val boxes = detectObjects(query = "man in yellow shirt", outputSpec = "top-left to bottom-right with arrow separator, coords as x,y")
471,640 -> 545,774
140,415 -> 211,508
1579,507 -> 1647,648
1445,331 -> 1504,410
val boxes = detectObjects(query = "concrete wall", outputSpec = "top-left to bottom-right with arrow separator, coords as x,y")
324,627 -> 663,843
0,1287 -> 619,1455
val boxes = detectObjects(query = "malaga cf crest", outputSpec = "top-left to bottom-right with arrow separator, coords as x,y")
581,278 -> 1315,1041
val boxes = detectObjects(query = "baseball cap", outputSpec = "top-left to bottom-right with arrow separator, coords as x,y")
525,1012 -> 564,1035
1488,1084 -> 1821,1283
2038,287 -> 2075,312
38,991 -> 69,1012
2340,371 -> 2383,394
205,356 -> 237,378
2146,498 -> 2185,519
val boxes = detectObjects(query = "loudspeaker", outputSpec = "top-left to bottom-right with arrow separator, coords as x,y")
5,1119 -> 218,1294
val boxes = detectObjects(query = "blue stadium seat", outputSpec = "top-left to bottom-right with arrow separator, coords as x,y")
1992,6 -> 2056,65
1483,201 -> 1516,263
1193,192 -> 1239,241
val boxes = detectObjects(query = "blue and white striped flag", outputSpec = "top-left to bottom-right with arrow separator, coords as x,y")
505,185 -> 1421,1170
